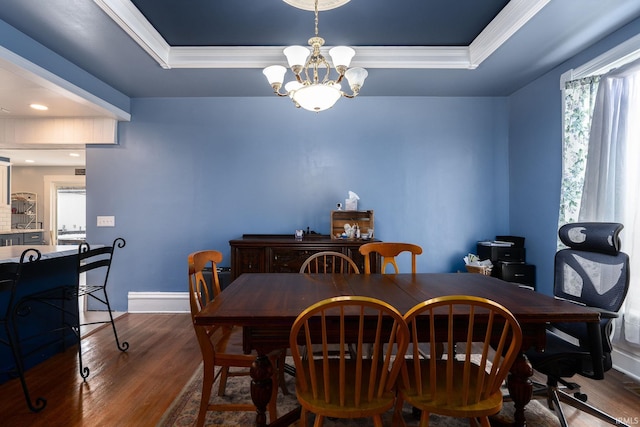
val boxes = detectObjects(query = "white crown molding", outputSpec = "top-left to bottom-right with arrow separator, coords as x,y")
93,0 -> 171,68
169,45 -> 473,69
469,0 -> 551,67
94,0 -> 548,70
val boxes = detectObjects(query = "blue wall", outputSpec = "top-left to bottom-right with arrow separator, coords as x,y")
87,96 -> 509,311
508,17 -> 640,295
4,14 -> 640,311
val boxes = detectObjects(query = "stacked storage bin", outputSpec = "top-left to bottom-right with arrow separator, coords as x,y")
477,236 -> 536,290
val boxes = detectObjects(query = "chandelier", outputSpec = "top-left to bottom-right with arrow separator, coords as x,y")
263,0 -> 367,112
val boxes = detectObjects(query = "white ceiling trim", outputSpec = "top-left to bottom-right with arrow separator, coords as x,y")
469,0 -> 551,67
94,0 -> 171,68
168,45 -> 473,69
94,0 -> 550,70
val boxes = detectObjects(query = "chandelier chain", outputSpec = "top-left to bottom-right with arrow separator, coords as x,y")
314,0 -> 319,37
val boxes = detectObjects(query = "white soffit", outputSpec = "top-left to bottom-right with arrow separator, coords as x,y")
0,46 -> 131,121
93,0 -> 551,70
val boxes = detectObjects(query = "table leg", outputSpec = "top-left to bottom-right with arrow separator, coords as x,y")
250,354 -> 273,427
506,352 -> 534,427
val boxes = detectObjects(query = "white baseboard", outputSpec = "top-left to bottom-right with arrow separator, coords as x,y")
612,347 -> 640,383
127,291 -> 190,313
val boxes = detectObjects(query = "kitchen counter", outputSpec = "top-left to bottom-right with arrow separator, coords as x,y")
0,244 -> 78,263
0,244 -> 80,384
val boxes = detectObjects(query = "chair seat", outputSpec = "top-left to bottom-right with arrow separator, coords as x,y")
295,358 -> 398,419
209,325 -> 255,364
526,331 -> 594,379
398,359 -> 504,418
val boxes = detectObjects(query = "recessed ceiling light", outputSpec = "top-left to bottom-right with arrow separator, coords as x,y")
69,153 -> 81,157
29,104 -> 48,111
25,159 -> 35,163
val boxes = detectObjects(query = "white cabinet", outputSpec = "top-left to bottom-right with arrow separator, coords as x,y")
0,159 -> 9,206
11,192 -> 38,229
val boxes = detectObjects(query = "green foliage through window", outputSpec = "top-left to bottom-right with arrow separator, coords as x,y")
558,76 -> 600,229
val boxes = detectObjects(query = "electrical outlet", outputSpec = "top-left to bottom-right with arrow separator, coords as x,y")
97,215 -> 115,227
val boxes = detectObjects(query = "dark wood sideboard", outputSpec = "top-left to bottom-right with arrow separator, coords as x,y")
229,234 -> 380,280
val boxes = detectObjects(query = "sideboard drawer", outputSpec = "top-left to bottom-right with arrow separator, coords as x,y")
230,235 -> 379,280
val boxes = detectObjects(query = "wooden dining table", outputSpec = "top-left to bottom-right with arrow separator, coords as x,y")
194,272 -> 601,427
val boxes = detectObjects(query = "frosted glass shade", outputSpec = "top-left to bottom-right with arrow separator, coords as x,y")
329,46 -> 355,68
344,67 -> 368,89
291,84 -> 342,112
284,81 -> 304,98
283,45 -> 311,68
263,65 -> 287,85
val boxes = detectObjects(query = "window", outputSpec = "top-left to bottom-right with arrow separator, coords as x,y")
559,52 -> 640,365
558,76 -> 600,227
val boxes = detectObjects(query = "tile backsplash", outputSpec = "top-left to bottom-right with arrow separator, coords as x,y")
0,204 -> 11,231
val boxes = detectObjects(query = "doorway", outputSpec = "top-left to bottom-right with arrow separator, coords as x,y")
56,186 -> 86,244
44,175 -> 86,245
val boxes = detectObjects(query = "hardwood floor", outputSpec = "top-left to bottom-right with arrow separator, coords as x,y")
1,313 -> 638,426
0,313 -> 200,427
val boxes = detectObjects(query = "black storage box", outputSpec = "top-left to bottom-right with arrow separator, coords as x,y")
477,245 -> 526,263
496,235 -> 525,248
495,262 -> 536,289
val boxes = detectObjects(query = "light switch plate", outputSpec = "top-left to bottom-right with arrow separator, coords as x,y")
97,215 -> 115,227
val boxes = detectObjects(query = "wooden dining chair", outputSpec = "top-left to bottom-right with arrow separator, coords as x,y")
300,251 -> 361,359
394,295 -> 522,427
289,295 -> 409,427
359,242 -> 423,274
299,251 -> 360,274
188,250 -> 286,427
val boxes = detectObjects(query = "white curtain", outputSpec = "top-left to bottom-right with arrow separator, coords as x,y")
579,58 -> 640,346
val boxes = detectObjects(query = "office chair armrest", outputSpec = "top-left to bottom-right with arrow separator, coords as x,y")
598,309 -> 618,319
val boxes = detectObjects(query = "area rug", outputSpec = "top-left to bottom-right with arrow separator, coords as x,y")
157,360 -> 561,427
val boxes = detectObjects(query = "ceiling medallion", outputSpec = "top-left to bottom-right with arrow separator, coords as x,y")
282,0 -> 350,11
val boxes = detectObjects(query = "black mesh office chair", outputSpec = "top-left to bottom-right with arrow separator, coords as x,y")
526,222 -> 630,427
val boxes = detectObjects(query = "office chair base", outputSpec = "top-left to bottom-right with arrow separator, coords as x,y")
547,387 -> 631,427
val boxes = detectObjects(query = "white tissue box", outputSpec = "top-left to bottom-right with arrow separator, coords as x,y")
345,199 -> 358,211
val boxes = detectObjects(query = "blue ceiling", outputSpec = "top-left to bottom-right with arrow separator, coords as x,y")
1,0 -> 640,99
129,0 -> 509,46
